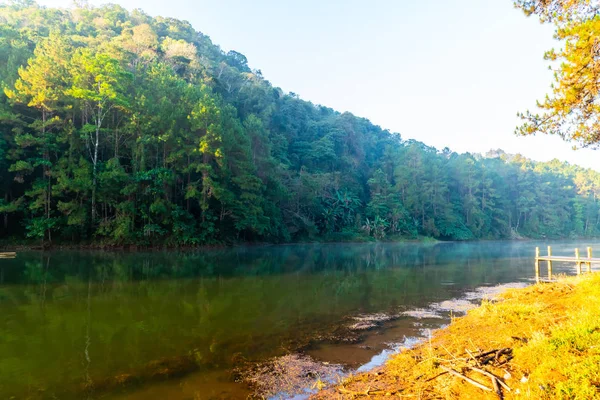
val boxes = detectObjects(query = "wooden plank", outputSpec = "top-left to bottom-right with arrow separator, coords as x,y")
548,246 -> 553,280
0,252 -> 16,259
537,256 -> 600,262
534,247 -> 597,278
535,247 -> 540,283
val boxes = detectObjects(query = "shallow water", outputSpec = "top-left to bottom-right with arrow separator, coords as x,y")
0,240 -> 597,399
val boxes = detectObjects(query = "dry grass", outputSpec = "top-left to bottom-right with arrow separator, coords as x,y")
314,273 -> 600,399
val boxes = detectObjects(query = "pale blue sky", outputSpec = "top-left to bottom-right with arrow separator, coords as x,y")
37,0 -> 599,170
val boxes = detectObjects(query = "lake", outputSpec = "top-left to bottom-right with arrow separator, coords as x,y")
0,240 -> 598,399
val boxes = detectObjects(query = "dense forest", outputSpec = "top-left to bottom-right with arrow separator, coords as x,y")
0,1 -> 599,245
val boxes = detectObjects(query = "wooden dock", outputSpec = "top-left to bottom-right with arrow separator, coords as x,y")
0,252 -> 16,259
535,246 -> 600,282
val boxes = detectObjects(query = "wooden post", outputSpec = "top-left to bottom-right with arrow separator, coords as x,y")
576,248 -> 582,275
547,246 -> 553,280
535,247 -> 540,283
587,247 -> 593,273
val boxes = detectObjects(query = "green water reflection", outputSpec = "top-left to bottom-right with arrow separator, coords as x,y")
0,241 -> 597,399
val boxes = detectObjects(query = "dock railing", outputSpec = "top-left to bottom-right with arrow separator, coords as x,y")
535,246 -> 599,282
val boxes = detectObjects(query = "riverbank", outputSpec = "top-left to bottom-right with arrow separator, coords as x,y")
315,273 -> 600,399
0,235 -> 439,251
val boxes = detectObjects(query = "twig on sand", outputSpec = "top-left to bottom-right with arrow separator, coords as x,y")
491,376 -> 503,400
469,366 -> 511,392
465,348 -> 480,366
424,371 -> 448,382
439,365 -> 493,392
476,348 -> 512,366
474,349 -> 500,359
441,344 -> 460,362
495,348 -> 511,363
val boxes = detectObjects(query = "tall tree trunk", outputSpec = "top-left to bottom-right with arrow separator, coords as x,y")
187,155 -> 191,212
3,193 -> 8,230
113,110 -> 119,159
42,108 -> 52,244
92,122 -> 99,222
200,151 -> 214,223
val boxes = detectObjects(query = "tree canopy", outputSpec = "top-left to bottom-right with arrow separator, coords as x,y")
1,1 -> 600,245
515,0 -> 600,148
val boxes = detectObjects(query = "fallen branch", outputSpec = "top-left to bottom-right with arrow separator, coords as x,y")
496,356 -> 513,367
465,348 -> 480,366
424,371 -> 448,382
474,349 -> 500,359
478,348 -> 512,366
491,376 -> 503,400
495,348 -> 512,363
469,366 -> 511,392
439,365 -> 493,392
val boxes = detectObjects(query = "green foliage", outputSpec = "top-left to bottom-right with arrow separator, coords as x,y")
1,1 -> 600,245
25,215 -> 58,239
515,0 -> 600,148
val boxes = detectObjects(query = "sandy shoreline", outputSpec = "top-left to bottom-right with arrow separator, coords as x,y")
312,274 -> 600,399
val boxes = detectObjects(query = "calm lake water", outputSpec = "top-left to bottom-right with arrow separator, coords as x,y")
1,241 -> 598,399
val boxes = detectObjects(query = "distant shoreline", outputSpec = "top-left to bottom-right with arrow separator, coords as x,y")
4,236 -> 600,252
0,236 -> 437,252
5,235 -> 600,253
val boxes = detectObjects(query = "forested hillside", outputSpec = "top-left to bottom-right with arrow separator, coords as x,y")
0,1 -> 599,245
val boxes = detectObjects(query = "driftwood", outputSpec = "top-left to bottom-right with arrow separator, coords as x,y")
439,365 -> 493,392
424,371 -> 448,382
476,348 -> 512,366
491,376 -> 503,400
333,347 -> 514,398
469,366 -> 511,392
432,348 -> 513,399
465,348 -> 480,365
474,349 -> 500,359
